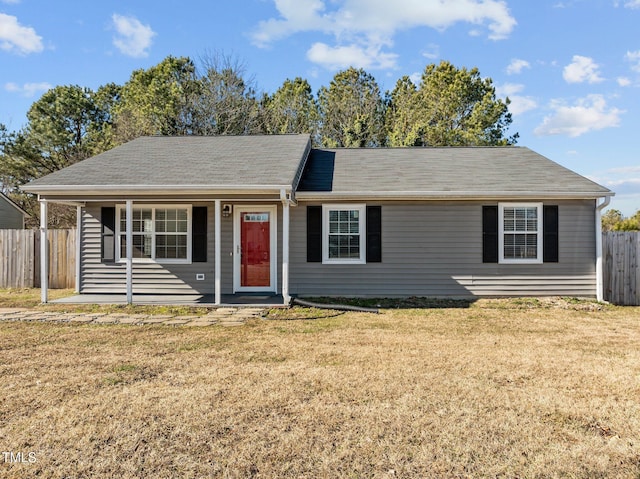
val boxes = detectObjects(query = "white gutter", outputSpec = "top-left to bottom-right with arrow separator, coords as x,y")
21,184 -> 293,194
295,191 -> 614,201
595,196 -> 611,302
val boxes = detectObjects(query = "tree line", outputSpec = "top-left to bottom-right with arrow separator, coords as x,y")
0,53 -> 517,227
602,209 -> 640,231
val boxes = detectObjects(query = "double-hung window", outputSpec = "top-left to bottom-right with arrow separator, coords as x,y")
322,204 -> 366,264
499,203 -> 542,263
116,205 -> 192,263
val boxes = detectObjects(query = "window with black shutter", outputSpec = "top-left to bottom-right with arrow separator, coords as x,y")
485,203 -> 559,264
307,204 -> 382,264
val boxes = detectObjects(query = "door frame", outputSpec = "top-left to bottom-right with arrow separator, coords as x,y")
233,205 -> 278,293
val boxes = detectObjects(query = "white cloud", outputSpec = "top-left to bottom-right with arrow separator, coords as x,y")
506,58 -> 530,75
534,94 -> 623,137
0,13 -> 43,55
562,55 -> 604,84
251,0 -> 326,46
252,0 -> 516,69
624,0 -> 640,8
496,83 -> 537,115
4,81 -> 52,97
590,167 -> 640,213
617,77 -> 632,87
111,14 -> 155,58
307,42 -> 397,70
421,43 -> 440,60
625,50 -> 640,72
0,0 -> 21,4
607,165 -> 640,175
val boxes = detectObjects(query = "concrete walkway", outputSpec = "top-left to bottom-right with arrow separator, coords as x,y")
0,307 -> 265,327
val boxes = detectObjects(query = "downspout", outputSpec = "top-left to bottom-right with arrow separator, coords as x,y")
595,196 -> 611,302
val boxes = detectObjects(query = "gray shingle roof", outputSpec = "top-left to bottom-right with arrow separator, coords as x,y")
24,134 -> 311,192
297,147 -> 612,198
23,135 -> 612,199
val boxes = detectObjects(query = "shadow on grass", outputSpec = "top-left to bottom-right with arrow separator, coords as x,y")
298,296 -> 478,309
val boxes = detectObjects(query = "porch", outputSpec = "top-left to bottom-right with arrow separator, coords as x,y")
52,293 -> 287,307
38,197 -> 294,306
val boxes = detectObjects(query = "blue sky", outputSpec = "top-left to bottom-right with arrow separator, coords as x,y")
1,0 -> 639,215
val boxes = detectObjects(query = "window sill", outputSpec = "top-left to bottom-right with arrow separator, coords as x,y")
322,259 -> 366,265
499,258 -> 543,265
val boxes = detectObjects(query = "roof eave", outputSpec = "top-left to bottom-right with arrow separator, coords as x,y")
22,184 -> 294,197
295,190 -> 615,201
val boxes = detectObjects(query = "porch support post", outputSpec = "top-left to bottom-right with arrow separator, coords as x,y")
595,196 -> 611,302
126,200 -> 133,305
281,190 -> 291,304
75,205 -> 82,293
39,199 -> 48,303
214,200 -> 221,305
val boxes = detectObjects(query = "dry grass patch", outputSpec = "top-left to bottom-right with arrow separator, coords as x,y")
0,288 -> 210,317
1,303 -> 640,478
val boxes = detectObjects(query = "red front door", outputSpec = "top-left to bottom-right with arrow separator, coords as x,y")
240,212 -> 271,287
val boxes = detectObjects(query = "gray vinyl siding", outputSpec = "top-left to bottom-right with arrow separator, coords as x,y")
80,202 -> 283,295
289,200 -> 597,298
0,198 -> 24,229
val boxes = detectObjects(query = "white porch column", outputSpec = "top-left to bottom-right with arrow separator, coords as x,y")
126,200 -> 133,304
39,199 -> 48,303
75,206 -> 82,293
595,196 -> 611,302
214,200 -> 221,305
282,195 -> 291,304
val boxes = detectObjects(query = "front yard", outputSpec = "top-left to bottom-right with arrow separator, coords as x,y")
1,294 -> 639,477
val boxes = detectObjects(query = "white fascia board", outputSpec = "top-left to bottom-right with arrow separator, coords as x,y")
23,184 -> 293,196
295,191 -> 615,201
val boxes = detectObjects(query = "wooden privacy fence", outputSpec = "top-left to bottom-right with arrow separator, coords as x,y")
603,232 -> 640,306
0,229 -> 76,289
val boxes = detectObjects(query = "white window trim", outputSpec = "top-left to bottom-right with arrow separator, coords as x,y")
498,202 -> 543,264
115,204 -> 192,264
322,204 -> 366,265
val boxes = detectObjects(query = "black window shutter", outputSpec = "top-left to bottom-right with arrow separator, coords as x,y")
482,205 -> 499,263
543,205 -> 559,263
101,207 -> 116,263
366,206 -> 382,263
192,206 -> 207,262
307,206 -> 322,262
